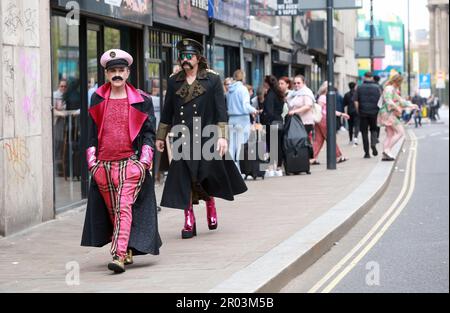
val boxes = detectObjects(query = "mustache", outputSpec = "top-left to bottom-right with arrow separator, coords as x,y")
182,61 -> 193,69
112,76 -> 124,81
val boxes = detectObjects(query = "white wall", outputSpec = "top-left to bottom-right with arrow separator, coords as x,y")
0,0 -> 53,235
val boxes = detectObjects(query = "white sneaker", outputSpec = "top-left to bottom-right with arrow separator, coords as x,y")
340,126 -> 347,132
265,170 -> 275,177
275,169 -> 283,177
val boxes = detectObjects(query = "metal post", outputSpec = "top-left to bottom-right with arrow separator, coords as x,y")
407,0 -> 411,96
326,0 -> 337,170
370,0 -> 374,72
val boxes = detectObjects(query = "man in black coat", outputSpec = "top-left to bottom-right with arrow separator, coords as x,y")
354,72 -> 382,158
81,49 -> 162,273
155,39 -> 247,239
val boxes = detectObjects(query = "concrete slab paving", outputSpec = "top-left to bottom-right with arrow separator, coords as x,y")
0,131 -> 396,293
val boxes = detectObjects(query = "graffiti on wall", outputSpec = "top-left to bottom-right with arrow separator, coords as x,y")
3,51 -> 15,118
3,137 -> 31,180
18,50 -> 39,123
3,2 -> 21,36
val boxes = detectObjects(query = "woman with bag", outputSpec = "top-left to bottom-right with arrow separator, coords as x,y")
286,75 -> 316,146
310,81 -> 350,165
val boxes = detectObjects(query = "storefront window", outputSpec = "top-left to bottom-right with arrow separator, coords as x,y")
252,54 -> 264,90
51,15 -> 82,210
87,28 -> 99,106
213,45 -> 226,79
104,27 -> 121,51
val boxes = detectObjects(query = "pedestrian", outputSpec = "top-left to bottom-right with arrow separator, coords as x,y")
311,81 -> 349,165
286,75 -> 315,145
226,69 -> 258,172
433,95 -> 441,120
53,79 -> 67,176
344,82 -> 360,146
81,49 -> 162,273
260,75 -> 285,177
373,75 -> 383,139
378,74 -> 418,161
278,76 -> 292,121
155,39 -> 247,239
427,95 -> 435,121
223,77 -> 233,95
411,91 -> 424,128
353,71 -> 382,159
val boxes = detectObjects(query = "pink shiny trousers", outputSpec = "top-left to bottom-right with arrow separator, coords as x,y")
91,159 -> 145,259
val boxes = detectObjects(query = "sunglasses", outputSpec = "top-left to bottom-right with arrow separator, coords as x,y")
179,53 -> 194,60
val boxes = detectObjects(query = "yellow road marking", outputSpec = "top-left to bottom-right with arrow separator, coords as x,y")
309,132 -> 418,293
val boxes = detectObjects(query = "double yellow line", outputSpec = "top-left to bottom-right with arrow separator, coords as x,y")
309,131 -> 418,293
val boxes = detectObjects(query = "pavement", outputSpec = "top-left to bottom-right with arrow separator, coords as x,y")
0,125 -> 406,293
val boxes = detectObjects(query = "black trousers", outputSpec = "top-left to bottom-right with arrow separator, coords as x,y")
266,121 -> 284,168
359,114 -> 378,154
348,112 -> 360,142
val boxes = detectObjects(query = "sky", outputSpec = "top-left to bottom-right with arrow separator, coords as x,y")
362,0 -> 429,32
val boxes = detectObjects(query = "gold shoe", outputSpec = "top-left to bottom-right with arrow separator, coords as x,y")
124,249 -> 133,265
108,257 -> 125,273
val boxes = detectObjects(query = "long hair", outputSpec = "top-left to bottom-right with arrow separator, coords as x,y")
197,55 -> 209,71
386,74 -> 404,88
264,75 -> 285,101
279,76 -> 292,90
317,81 -> 328,97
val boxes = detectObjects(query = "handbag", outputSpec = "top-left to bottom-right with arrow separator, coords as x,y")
377,95 -> 383,109
312,102 -> 323,124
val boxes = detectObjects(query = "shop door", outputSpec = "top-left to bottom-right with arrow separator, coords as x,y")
161,47 -> 173,101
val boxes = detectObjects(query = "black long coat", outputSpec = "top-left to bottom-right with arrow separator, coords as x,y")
157,69 -> 247,210
81,83 -> 162,256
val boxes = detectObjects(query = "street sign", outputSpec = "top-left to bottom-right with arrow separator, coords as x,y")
250,0 -> 362,16
419,74 -> 431,90
354,37 -> 385,58
436,71 -> 446,89
298,0 -> 363,10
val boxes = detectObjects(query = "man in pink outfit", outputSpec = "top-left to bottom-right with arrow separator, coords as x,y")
81,49 -> 162,273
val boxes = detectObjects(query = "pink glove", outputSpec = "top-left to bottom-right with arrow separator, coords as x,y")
139,145 -> 154,170
86,146 -> 97,170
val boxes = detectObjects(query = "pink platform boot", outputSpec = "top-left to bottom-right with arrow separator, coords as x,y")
206,197 -> 218,230
181,204 -> 196,239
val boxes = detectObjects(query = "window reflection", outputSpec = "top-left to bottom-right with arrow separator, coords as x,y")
51,15 -> 82,210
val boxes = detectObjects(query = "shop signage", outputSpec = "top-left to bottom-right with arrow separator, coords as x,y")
58,0 -> 152,26
436,71 -> 446,89
208,0 -> 249,30
178,0 -> 192,19
276,0 -> 298,16
192,0 -> 208,10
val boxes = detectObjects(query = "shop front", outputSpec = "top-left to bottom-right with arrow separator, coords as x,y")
208,0 -> 249,79
271,48 -> 291,79
242,33 -> 270,90
50,0 -> 151,211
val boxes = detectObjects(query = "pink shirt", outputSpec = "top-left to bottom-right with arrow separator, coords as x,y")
288,95 -> 315,125
98,98 -> 135,161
